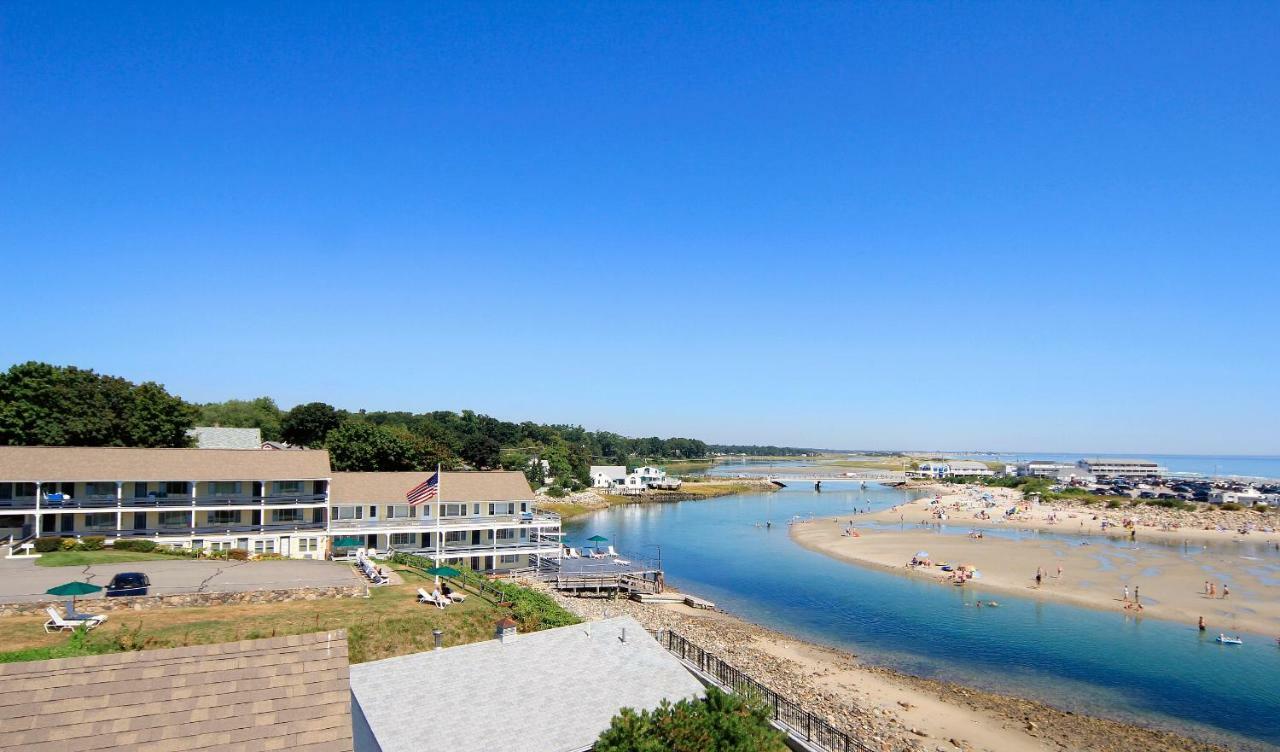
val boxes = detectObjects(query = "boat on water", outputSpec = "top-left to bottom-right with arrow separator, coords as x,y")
1216,635 -> 1243,645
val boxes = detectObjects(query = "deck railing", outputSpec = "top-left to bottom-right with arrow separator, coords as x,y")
657,629 -> 881,752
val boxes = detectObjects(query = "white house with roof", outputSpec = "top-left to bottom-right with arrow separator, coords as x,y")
589,465 -> 626,490
349,616 -> 703,752
915,460 -> 995,478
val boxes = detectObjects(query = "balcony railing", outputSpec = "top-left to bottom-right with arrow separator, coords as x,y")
16,494 -> 327,510
327,513 -> 560,531
53,522 -> 329,538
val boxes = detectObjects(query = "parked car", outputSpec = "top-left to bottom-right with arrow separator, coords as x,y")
105,572 -> 150,597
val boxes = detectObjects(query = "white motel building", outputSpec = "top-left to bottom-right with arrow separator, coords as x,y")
0,446 -> 561,571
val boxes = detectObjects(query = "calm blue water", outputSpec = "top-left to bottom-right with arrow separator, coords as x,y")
700,453 -> 1280,479
564,483 -> 1280,750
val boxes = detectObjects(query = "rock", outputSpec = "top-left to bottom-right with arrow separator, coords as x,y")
898,700 -> 914,710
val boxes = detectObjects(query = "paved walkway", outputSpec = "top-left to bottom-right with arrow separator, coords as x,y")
0,557 -> 363,602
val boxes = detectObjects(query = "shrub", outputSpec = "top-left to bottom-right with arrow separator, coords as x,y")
546,486 -> 567,498
228,549 -> 249,561
1105,499 -> 1124,509
1220,502 -> 1243,511
80,536 -> 105,551
112,539 -> 157,552
595,687 -> 787,752
60,538 -> 80,551
34,537 -> 62,553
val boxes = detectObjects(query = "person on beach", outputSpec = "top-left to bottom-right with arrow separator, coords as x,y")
1222,584 -> 1229,598
1198,616 -> 1206,632
1123,585 -> 1129,602
1134,585 -> 1140,604
1057,564 -> 1063,579
1204,580 -> 1210,596
1035,568 -> 1042,587
1209,582 -> 1216,598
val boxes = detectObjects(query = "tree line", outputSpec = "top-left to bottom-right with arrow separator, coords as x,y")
0,363 -> 821,492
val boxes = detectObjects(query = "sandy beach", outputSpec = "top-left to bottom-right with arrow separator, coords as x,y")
538,585 -> 1228,752
793,488 -> 1280,637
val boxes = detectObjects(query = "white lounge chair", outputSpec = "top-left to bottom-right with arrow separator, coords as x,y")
44,606 -> 105,633
605,546 -> 619,557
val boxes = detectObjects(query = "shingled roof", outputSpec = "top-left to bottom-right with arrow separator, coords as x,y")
0,446 -> 332,481
329,471 -> 534,503
0,631 -> 353,752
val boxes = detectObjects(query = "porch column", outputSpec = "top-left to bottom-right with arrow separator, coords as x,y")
115,482 -> 124,534
34,480 -> 42,536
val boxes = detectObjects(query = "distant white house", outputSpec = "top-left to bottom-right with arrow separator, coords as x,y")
916,460 -> 995,478
1077,458 -> 1164,479
589,465 -> 626,489
1210,488 -> 1274,506
187,426 -> 262,450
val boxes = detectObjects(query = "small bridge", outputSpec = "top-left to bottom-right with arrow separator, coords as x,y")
766,471 -> 906,483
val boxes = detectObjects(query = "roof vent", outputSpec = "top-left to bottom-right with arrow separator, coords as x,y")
495,617 -> 518,644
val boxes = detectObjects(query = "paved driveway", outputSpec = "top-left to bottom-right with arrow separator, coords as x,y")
0,557 -> 363,602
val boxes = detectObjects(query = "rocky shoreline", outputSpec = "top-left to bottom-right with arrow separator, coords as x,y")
532,585 -> 1230,752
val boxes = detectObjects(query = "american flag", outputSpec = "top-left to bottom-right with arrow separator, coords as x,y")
406,472 -> 439,506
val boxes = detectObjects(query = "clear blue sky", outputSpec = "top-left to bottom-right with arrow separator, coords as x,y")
2,3 -> 1277,454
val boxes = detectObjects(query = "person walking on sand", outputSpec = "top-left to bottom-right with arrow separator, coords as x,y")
1134,585 -> 1140,604
1204,580 -> 1210,596
1123,585 -> 1130,602
1035,568 -> 1042,587
1222,583 -> 1229,599
1057,564 -> 1063,579
1209,582 -> 1216,598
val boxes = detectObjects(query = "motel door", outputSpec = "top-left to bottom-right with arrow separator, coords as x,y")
279,536 -> 290,557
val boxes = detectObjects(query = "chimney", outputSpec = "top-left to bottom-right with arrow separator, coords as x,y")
432,629 -> 444,651
495,618 -> 519,644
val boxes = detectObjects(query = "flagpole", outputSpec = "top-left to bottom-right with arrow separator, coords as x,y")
434,463 -> 442,576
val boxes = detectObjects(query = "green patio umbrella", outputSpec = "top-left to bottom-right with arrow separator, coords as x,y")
425,565 -> 462,589
587,534 -> 608,553
46,581 -> 102,615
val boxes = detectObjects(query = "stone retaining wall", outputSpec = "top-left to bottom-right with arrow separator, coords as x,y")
0,585 -> 365,618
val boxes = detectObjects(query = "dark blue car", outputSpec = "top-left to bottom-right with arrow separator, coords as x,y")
105,572 -> 150,597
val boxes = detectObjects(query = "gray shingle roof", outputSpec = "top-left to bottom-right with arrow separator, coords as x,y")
188,426 -> 264,450
0,446 -> 332,481
0,631 -> 353,751
349,616 -> 703,752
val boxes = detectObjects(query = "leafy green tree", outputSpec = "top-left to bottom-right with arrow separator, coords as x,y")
282,402 -> 345,447
0,362 -> 195,447
461,434 -> 501,469
198,397 -> 284,441
325,422 -> 424,471
595,687 -> 787,752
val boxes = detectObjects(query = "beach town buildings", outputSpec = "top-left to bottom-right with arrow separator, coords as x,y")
1017,460 -> 1076,478
915,460 -> 996,478
0,446 -> 558,571
1077,458 -> 1164,479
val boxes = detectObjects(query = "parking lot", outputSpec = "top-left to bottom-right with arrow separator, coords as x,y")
0,557 -> 364,602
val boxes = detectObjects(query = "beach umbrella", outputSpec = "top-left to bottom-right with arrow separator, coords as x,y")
587,534 -> 608,552
914,551 -> 929,559
425,565 -> 462,589
46,581 -> 102,613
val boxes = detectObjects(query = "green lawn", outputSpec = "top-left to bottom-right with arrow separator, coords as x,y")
0,563 -> 578,665
35,549 -> 179,567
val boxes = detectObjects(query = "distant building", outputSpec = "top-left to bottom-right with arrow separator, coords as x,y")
261,440 -> 303,450
0,631 -> 353,751
349,616 -> 703,752
589,465 -> 627,490
619,465 -> 681,494
1017,460 -> 1076,478
916,460 -> 995,478
1209,488 -> 1274,506
1078,458 -> 1164,479
186,426 -> 263,449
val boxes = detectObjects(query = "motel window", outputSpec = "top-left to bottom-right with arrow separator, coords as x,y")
133,482 -> 149,498
253,539 -> 276,554
163,482 -> 191,497
390,533 -> 414,546
0,484 -> 10,501
496,529 -> 515,541
387,505 -> 414,519
499,555 -> 520,565
159,511 -> 188,527
209,510 -> 241,526
488,503 -> 516,516
273,481 -> 305,496
444,530 -> 467,544
472,503 -> 481,516
209,541 -> 232,552
86,482 -> 117,498
83,513 -> 115,529
334,506 -> 362,520
209,481 -> 242,496
441,503 -> 466,517
271,509 -> 303,524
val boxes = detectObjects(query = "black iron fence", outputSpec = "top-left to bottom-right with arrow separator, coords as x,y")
658,629 -> 882,752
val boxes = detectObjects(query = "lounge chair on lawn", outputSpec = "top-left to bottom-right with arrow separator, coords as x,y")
44,606 -> 105,633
